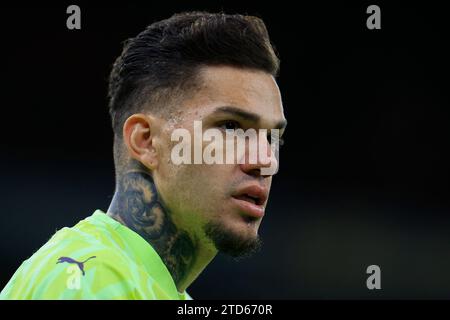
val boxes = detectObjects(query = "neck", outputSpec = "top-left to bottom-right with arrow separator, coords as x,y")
107,164 -> 215,292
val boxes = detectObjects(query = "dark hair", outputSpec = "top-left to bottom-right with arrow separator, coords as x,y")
107,11 -> 280,137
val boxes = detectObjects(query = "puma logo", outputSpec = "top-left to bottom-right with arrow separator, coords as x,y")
56,256 -> 96,276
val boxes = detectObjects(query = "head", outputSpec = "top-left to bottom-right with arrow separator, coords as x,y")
108,12 -> 286,258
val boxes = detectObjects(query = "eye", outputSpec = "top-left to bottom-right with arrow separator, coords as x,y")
267,134 -> 285,146
218,120 -> 242,131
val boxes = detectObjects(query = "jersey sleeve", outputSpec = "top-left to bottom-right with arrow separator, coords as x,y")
1,243 -> 146,299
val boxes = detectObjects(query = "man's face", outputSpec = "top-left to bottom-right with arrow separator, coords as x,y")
152,66 -> 286,257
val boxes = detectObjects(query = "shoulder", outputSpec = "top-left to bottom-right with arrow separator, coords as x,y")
1,229 -> 148,299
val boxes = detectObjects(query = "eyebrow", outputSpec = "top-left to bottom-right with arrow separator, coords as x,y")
213,106 -> 287,129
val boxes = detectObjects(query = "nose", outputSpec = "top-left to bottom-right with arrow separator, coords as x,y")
239,134 -> 278,177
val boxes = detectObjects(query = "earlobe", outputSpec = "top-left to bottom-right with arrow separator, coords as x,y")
123,114 -> 158,170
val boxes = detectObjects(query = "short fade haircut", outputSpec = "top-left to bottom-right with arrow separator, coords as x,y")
107,11 -> 280,172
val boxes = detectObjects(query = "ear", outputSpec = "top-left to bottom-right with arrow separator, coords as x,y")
122,114 -> 159,170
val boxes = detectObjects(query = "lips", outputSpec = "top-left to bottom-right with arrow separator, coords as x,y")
231,185 -> 268,218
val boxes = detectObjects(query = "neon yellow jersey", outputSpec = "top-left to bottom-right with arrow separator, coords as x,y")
0,210 -> 192,300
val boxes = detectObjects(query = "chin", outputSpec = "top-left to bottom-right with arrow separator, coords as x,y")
203,217 -> 263,258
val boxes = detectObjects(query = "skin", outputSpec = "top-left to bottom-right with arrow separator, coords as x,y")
107,65 -> 287,293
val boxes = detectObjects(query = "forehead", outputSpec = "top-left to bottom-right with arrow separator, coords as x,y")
181,66 -> 285,125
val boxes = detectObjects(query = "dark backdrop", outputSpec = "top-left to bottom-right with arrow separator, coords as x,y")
1,2 -> 449,299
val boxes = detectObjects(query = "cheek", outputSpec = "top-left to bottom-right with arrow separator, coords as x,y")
161,163 -> 235,212
179,164 -> 229,198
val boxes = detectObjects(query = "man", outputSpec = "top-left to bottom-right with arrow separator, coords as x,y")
0,11 -> 286,299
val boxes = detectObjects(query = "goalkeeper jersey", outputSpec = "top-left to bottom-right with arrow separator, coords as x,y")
0,210 -> 192,300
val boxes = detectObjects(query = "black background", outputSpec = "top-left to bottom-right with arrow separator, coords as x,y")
0,2 -> 449,299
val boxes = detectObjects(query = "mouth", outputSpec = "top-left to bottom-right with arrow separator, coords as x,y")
231,185 -> 268,218
232,194 -> 264,206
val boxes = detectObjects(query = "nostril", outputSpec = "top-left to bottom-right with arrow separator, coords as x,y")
247,168 -> 261,177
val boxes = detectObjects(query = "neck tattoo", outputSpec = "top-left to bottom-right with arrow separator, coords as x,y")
108,169 -> 196,289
